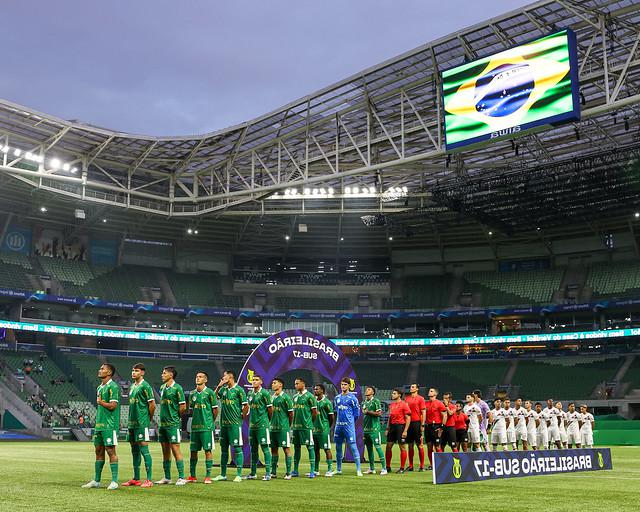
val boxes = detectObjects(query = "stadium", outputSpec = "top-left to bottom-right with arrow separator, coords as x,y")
0,0 -> 639,510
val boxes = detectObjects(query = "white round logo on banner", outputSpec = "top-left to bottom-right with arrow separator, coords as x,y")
5,232 -> 26,252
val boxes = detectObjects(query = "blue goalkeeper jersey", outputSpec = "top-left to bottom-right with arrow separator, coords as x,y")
334,392 -> 360,428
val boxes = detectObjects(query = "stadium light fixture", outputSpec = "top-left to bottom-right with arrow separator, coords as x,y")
187,228 -> 193,235
50,158 -> 61,169
488,231 -> 493,235
635,212 -> 640,218
102,218 -> 107,223
40,206 -> 47,213
388,236 -> 393,241
285,235 -> 290,241
13,148 -> 21,156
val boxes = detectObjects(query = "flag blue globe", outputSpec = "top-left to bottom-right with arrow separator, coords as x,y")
474,63 -> 535,117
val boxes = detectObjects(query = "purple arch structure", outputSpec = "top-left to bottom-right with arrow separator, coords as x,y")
237,329 -> 363,463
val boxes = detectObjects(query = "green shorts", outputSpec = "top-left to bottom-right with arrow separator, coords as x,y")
128,427 -> 150,443
158,427 -> 182,444
313,431 -> 331,450
270,430 -> 291,448
190,430 -> 215,452
292,429 -> 314,447
93,430 -> 119,447
249,427 -> 271,447
219,425 -> 243,447
364,431 -> 382,446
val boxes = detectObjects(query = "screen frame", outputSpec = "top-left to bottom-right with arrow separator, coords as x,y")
440,28 -> 580,151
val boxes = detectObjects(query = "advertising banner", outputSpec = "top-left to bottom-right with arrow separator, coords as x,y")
433,448 -> 612,484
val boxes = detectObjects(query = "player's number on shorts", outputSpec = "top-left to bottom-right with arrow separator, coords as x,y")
292,351 -> 317,360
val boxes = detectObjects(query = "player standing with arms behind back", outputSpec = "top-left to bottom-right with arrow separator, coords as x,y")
269,378 -> 294,479
213,370 -> 248,482
291,377 -> 317,478
385,388 -> 411,473
247,374 -> 273,481
580,404 -> 595,448
187,371 -> 218,484
404,383 -> 426,471
122,363 -> 155,488
155,366 -> 187,486
312,384 -> 335,477
463,394 -> 482,451
362,386 -> 387,475
82,363 -> 120,490
333,377 -> 362,476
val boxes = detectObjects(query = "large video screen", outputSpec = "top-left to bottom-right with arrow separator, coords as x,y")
442,29 -> 580,150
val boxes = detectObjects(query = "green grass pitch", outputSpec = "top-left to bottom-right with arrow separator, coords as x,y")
1,443 -> 639,512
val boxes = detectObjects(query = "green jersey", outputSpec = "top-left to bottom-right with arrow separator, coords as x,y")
95,379 -> 120,432
217,384 -> 248,426
189,386 -> 218,432
159,381 -> 186,428
362,397 -> 382,433
128,379 -> 154,428
313,396 -> 334,433
292,390 -> 317,430
270,392 -> 294,431
248,387 -> 273,429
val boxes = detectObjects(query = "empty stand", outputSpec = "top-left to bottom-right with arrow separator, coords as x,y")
464,268 -> 563,306
167,271 -> 242,308
587,261 -> 640,298
275,296 -> 350,311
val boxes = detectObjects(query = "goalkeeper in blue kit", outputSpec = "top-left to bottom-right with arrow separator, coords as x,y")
333,377 -> 362,476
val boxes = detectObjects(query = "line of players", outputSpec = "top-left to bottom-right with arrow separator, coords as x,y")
81,363 -> 597,490
83,363 -> 372,490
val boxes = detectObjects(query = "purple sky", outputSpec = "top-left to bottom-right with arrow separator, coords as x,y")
0,0 -> 532,136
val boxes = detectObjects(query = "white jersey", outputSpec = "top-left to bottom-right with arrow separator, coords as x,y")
505,408 -> 516,431
581,413 -> 594,433
490,408 -> 508,430
566,411 -> 582,431
558,410 -> 568,430
464,403 -> 482,428
537,409 -> 550,434
525,409 -> 539,433
513,407 -> 527,430
547,407 -> 562,429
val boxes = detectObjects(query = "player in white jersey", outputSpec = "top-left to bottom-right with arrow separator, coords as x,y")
512,398 -> 529,450
556,402 -> 568,448
524,400 -> 539,449
503,399 -> 517,450
463,394 -> 482,451
546,398 -> 562,449
488,399 -> 510,451
579,405 -> 595,448
565,402 -> 582,448
535,402 -> 549,450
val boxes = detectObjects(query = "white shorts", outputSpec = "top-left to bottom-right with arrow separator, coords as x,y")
537,431 -> 548,449
581,431 -> 593,447
468,426 -> 481,444
516,425 -> 528,442
559,427 -> 568,443
527,431 -> 537,448
548,426 -> 561,443
491,428 -> 507,445
506,428 -> 516,444
567,428 -> 581,446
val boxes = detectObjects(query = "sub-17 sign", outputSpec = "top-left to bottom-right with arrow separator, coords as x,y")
433,448 -> 612,484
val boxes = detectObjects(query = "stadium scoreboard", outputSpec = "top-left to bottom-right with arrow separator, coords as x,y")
442,29 -> 580,150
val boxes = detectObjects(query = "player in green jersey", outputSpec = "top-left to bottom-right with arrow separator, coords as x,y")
82,363 -> 120,490
269,377 -> 294,480
291,377 -> 317,478
122,363 -> 155,488
312,384 -> 335,477
362,386 -> 387,475
213,369 -> 249,482
246,374 -> 273,480
155,366 -> 187,486
187,371 -> 218,484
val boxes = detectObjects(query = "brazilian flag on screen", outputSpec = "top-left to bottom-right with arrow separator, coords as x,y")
442,29 -> 580,149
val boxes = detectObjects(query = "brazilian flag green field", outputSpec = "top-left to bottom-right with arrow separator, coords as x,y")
1,443 -> 639,511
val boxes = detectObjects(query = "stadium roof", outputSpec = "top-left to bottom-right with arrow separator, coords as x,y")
1,0 -> 640,260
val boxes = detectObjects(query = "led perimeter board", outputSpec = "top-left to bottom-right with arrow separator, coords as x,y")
442,29 -> 580,150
